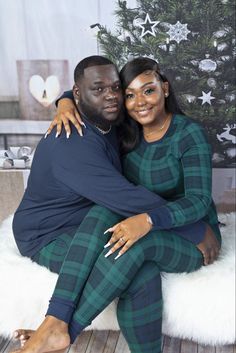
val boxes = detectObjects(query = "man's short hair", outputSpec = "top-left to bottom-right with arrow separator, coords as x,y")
74,56 -> 115,83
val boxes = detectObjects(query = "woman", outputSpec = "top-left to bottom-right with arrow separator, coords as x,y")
13,57 -> 220,353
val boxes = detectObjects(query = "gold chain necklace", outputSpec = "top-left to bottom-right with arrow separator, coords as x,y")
144,113 -> 171,136
94,124 -> 112,135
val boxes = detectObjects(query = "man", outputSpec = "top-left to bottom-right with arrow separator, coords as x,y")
13,56 -> 168,258
12,56 -> 168,352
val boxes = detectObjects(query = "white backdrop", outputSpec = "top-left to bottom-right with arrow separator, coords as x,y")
0,0 -> 137,98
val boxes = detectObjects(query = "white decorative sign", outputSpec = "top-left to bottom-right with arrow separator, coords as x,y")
29,75 -> 60,107
17,60 -> 69,120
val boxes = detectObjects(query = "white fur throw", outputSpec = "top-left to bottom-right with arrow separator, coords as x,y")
0,214 -> 235,345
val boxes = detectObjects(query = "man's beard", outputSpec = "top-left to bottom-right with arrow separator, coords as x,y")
78,100 -> 124,130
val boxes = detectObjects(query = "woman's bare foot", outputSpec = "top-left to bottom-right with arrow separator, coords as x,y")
11,316 -> 70,353
13,329 -> 35,347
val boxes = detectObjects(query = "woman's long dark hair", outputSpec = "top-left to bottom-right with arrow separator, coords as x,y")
117,57 -> 184,155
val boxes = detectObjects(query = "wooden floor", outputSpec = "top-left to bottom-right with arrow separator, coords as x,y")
0,332 -> 235,353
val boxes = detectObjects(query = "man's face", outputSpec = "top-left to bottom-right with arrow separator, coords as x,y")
74,64 -> 123,126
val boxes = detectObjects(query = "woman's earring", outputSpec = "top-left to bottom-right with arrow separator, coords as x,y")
75,99 -> 79,105
165,93 -> 169,97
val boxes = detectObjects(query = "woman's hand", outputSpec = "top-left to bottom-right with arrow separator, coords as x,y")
104,213 -> 152,259
45,98 -> 85,138
196,225 -> 220,265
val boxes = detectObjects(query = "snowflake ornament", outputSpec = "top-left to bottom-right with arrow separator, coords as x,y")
198,91 -> 215,105
167,21 -> 190,44
138,13 -> 159,38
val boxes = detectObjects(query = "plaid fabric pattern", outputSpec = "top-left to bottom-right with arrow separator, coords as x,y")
33,205 -> 204,353
123,115 -> 220,236
68,206 -> 203,352
32,206 -> 165,351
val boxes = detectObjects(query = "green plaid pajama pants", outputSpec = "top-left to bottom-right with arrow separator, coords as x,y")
32,205 -> 204,353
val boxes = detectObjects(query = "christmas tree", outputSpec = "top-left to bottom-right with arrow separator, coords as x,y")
96,0 -> 236,167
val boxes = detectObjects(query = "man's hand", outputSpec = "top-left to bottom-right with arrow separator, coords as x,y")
45,98 -> 85,138
103,213 -> 152,260
197,225 -> 220,265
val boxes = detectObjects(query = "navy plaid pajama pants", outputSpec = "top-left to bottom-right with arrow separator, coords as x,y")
32,205 -> 204,353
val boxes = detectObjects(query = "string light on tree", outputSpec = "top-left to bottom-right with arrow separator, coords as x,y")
138,13 -> 159,38
198,91 -> 216,105
167,21 -> 191,44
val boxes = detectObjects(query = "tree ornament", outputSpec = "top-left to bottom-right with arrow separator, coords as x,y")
198,91 -> 215,105
191,60 -> 199,66
167,21 -> 190,44
213,29 -> 227,38
133,17 -> 143,27
199,57 -> 217,72
184,94 -> 196,103
220,55 -> 231,61
142,54 -> 156,61
226,93 -> 235,102
218,42 -> 228,51
217,124 -> 236,144
138,13 -> 159,38
117,29 -> 132,42
207,78 -> 217,88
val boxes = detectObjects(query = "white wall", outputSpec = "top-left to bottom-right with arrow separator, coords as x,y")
0,0 -> 137,98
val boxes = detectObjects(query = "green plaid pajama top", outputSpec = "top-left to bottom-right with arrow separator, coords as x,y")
123,114 -> 221,241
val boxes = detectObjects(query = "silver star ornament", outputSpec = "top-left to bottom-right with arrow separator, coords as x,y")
198,91 -> 216,105
138,13 -> 159,38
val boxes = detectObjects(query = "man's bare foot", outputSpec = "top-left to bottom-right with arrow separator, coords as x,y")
11,316 -> 70,353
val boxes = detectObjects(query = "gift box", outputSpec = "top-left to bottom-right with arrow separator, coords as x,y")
0,146 -> 34,169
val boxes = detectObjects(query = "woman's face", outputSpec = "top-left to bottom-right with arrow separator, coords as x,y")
124,70 -> 169,127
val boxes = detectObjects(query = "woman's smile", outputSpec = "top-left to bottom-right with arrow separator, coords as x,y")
135,107 -> 153,117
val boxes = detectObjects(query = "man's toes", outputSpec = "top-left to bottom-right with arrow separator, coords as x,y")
13,330 -> 20,338
13,329 -> 34,340
13,330 -> 27,338
21,340 -> 27,347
